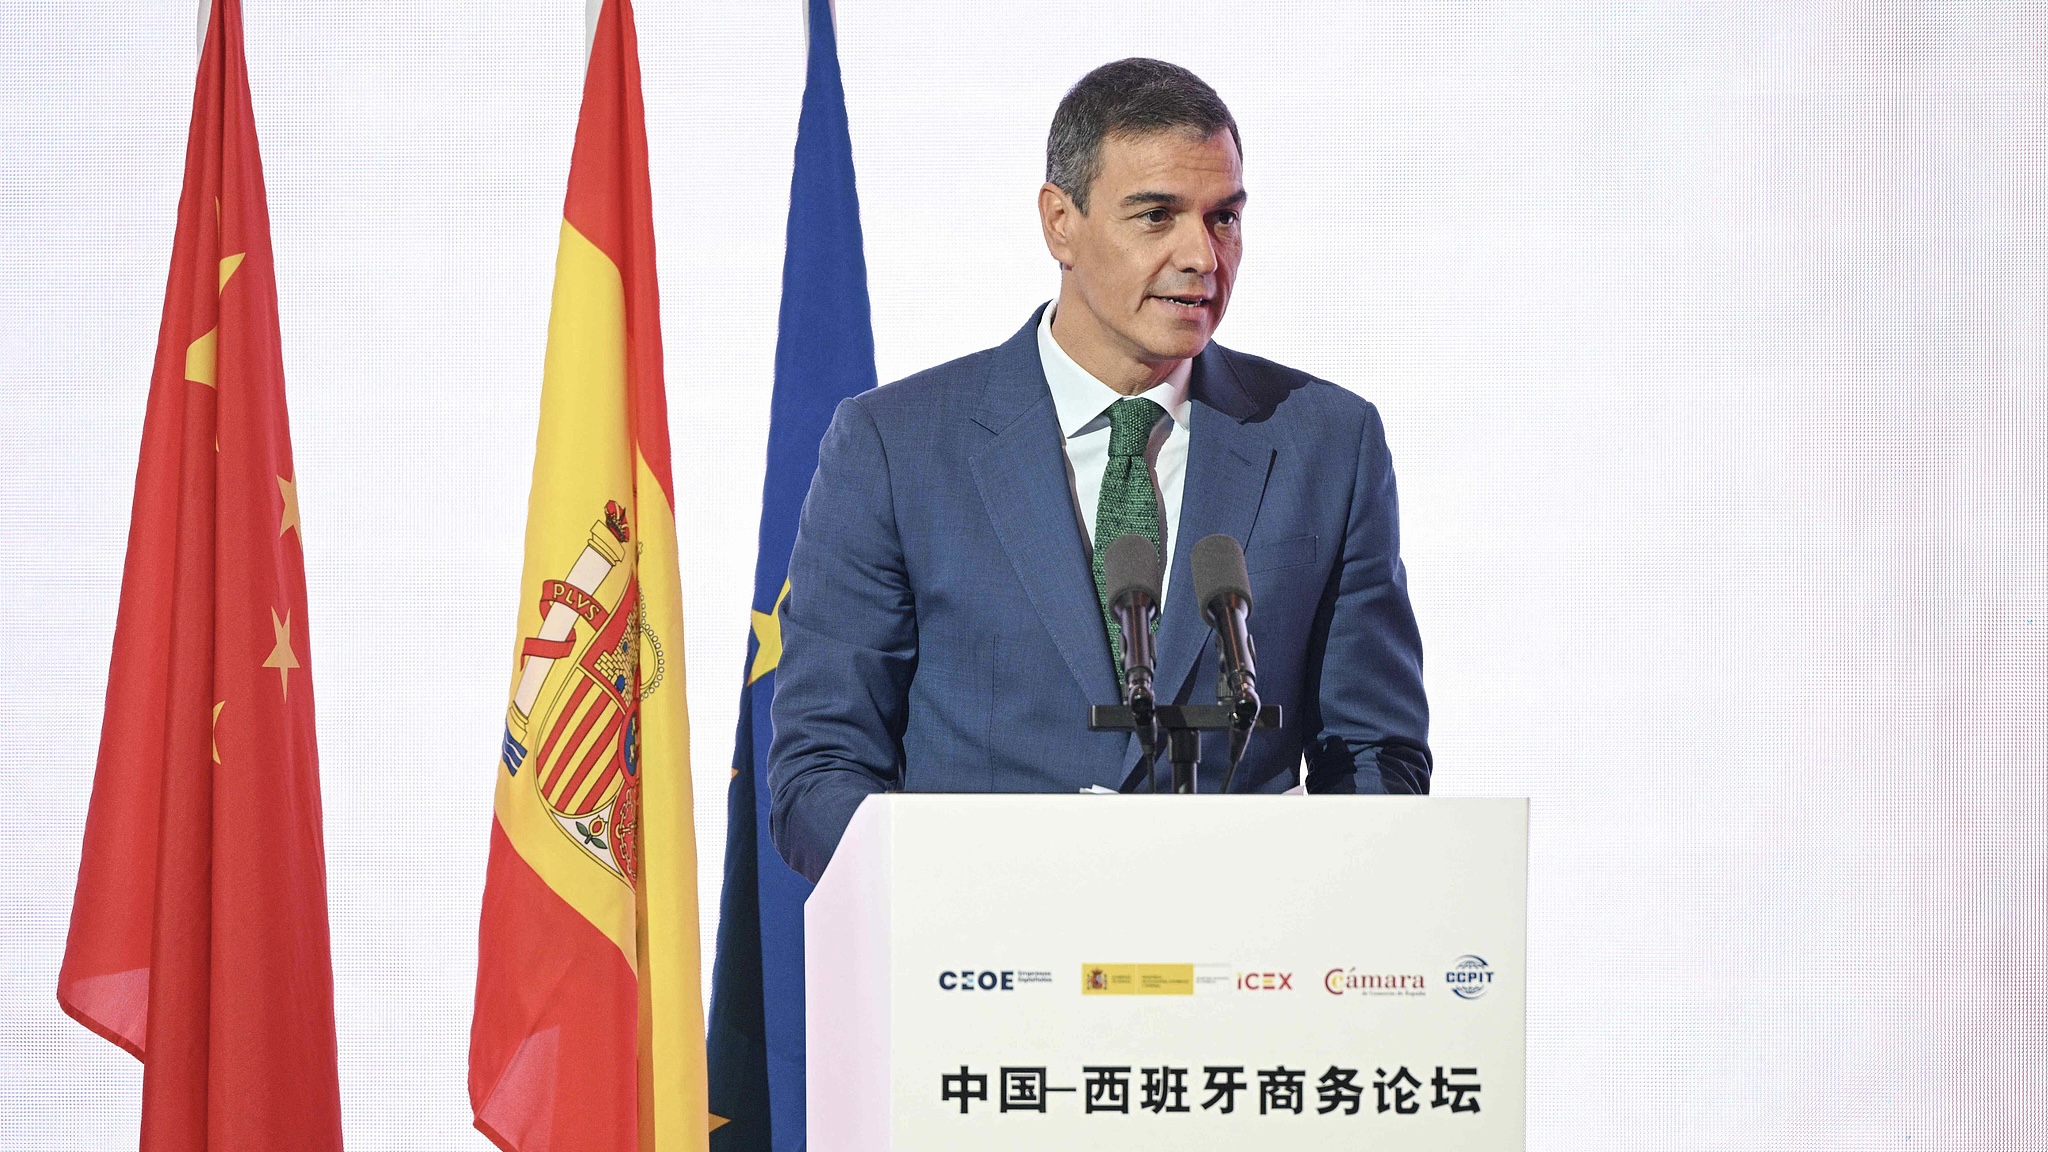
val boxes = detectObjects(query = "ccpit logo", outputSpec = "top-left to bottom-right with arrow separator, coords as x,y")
1446,954 -> 1494,1000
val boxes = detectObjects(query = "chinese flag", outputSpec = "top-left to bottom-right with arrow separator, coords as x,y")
469,1 -> 708,1150
56,2 -> 345,1150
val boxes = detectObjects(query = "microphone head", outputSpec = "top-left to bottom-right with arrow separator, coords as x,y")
1191,533 -> 1253,618
1103,533 -> 1164,609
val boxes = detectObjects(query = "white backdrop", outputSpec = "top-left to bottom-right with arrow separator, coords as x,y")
2,2 -> 2043,1149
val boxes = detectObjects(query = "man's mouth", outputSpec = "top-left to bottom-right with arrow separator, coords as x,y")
1152,294 -> 1211,311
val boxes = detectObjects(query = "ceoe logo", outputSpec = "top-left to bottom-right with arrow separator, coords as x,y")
939,970 -> 1015,991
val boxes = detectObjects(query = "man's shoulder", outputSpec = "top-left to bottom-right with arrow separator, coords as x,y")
850,309 -> 1044,427
848,346 -> 1000,423
840,327 -> 1385,441
1207,343 -> 1383,436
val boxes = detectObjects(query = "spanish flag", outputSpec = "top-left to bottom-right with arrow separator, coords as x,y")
470,2 -> 706,1150
57,1 -> 345,1148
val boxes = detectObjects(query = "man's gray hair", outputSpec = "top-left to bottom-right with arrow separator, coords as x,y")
1046,58 -> 1241,214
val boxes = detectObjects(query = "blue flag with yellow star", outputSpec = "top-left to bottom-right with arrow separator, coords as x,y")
705,1 -> 876,1147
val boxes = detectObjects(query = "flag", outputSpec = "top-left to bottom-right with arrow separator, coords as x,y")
56,1 -> 345,1148
469,1 -> 706,1150
706,1 -> 878,1147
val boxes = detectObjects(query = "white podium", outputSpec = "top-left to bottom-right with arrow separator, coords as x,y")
807,794 -> 1528,1151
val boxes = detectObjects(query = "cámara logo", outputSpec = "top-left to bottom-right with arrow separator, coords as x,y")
1446,955 -> 1494,1000
1323,968 -> 1427,997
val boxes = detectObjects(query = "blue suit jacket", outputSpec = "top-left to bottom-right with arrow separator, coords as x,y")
768,309 -> 1431,882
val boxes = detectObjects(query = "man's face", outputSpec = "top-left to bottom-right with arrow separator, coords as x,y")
1042,128 -> 1245,370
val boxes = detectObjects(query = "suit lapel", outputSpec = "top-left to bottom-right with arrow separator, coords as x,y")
970,311 -> 1120,707
1151,344 -> 1279,709
968,319 -> 1280,782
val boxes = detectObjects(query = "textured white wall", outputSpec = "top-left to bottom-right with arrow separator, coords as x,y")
1,2 -> 2042,1149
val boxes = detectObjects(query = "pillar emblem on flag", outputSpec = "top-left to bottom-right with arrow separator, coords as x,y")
499,503 -> 662,886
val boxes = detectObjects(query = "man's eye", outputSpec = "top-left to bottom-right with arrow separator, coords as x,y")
1141,209 -> 1171,224
1214,211 -> 1239,228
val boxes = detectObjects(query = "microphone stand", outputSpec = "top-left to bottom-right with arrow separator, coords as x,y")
1217,666 -> 1261,795
1089,703 -> 1280,793
1124,663 -> 1162,792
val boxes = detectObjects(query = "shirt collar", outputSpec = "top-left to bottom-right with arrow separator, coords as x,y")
1036,301 -> 1193,439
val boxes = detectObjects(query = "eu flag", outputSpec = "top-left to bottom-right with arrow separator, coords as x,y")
706,1 -> 875,1148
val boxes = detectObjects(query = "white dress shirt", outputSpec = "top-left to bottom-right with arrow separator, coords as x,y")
1035,301 -> 1193,605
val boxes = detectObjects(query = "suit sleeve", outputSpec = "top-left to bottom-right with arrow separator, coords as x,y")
1302,401 -> 1432,794
767,397 -> 915,882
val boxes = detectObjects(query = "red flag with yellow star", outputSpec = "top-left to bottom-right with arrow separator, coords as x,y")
57,1 -> 344,1149
468,2 -> 707,1151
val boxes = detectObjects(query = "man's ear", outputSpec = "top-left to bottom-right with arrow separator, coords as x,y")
1039,182 -> 1079,270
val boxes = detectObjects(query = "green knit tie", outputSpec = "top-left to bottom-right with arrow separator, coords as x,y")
1093,397 -> 1167,671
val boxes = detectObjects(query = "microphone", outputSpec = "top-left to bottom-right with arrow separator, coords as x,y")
1191,534 -> 1260,787
1103,533 -> 1162,708
1103,534 -> 1163,775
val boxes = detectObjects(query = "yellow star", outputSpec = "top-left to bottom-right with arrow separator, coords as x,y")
181,254 -> 248,390
748,579 -> 791,685
185,328 -> 218,388
263,608 -> 300,699
212,701 -> 225,763
278,475 -> 300,538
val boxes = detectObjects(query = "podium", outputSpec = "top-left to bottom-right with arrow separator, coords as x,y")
806,794 -> 1528,1151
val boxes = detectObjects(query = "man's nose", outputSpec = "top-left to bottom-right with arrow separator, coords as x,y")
1173,217 -> 1219,276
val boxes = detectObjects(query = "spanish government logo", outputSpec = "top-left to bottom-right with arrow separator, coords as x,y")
1080,964 -> 1196,996
1447,954 -> 1494,1000
498,501 -> 666,887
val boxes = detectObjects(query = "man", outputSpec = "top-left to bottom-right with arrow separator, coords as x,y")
768,58 -> 1430,883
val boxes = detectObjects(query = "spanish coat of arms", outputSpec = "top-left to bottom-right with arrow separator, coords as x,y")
499,501 -> 664,886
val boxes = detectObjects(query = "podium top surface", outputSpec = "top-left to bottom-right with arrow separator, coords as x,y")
816,793 -> 1529,901
834,793 -> 1528,826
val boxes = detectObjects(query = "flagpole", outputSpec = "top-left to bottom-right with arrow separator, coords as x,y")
197,0 -> 209,51
586,0 -> 602,58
